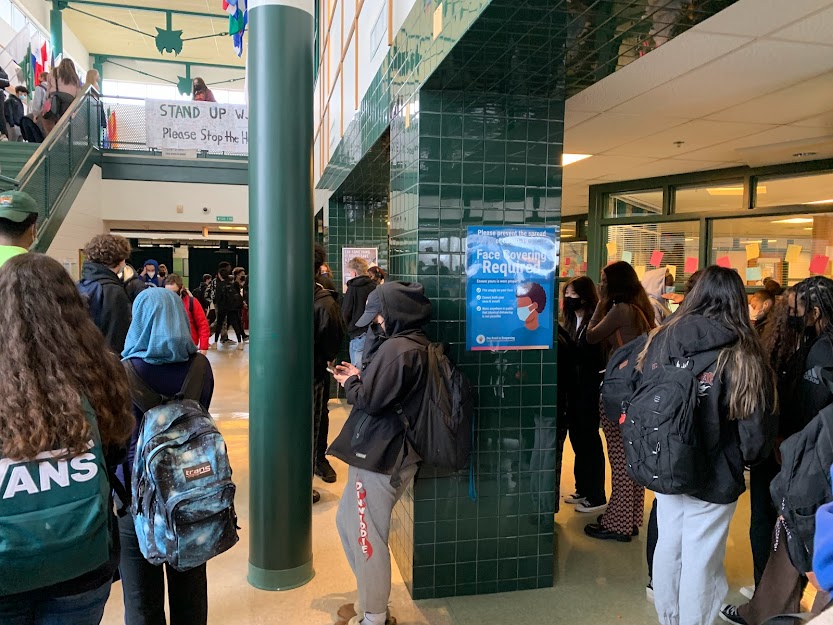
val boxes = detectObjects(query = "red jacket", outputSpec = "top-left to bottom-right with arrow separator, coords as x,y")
182,291 -> 210,350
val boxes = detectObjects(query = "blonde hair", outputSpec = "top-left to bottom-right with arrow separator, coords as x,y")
347,257 -> 369,275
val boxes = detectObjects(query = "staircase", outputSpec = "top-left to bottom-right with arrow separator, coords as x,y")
0,143 -> 38,184
0,89 -> 101,252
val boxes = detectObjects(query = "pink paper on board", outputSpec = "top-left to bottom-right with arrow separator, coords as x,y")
717,256 -> 731,268
810,255 -> 830,275
581,262 -> 587,272
561,270 -> 568,277
565,257 -> 571,266
649,250 -> 664,267
684,257 -> 698,274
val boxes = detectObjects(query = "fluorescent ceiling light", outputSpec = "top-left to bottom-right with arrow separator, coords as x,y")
805,199 -> 833,205
218,226 -> 248,231
706,186 -> 766,196
562,153 -> 592,166
772,218 -> 814,224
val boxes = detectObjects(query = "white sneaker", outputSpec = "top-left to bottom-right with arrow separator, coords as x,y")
575,501 -> 608,514
564,493 -> 586,505
646,583 -> 654,602
208,343 -> 217,350
740,585 -> 755,600
237,341 -> 244,351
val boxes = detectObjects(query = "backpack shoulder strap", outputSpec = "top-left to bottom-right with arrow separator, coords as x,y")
177,354 -> 208,401
123,359 -> 165,413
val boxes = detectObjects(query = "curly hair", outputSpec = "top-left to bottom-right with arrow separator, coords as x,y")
0,254 -> 134,459
83,234 -> 131,268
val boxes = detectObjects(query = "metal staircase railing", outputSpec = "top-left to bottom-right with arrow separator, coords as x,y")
3,86 -> 102,252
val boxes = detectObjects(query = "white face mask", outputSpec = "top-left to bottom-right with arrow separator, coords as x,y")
148,271 -> 156,278
517,305 -> 534,322
749,305 -> 759,321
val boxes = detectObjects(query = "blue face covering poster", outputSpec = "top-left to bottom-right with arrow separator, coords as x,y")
465,226 -> 557,351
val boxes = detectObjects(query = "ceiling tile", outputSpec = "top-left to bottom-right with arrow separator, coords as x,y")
772,5 -> 833,46
693,0 -> 833,38
705,71 -> 833,124
610,39 -> 833,118
565,113 -> 689,155
566,31 -> 750,114
564,109 -> 596,129
604,119 -> 776,159
792,111 -> 833,128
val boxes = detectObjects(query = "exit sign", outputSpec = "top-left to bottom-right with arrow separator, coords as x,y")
216,216 -> 234,223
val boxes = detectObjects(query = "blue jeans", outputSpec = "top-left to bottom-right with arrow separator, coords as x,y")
349,334 -> 366,367
0,582 -> 111,625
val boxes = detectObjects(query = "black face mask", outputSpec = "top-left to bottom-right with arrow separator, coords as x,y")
787,315 -> 806,333
563,297 -> 582,314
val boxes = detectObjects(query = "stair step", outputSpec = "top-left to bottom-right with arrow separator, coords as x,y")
0,143 -> 39,180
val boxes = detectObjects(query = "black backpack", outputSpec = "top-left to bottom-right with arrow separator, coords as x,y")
770,404 -> 833,574
620,350 -> 719,495
601,335 -> 648,422
401,342 -> 475,472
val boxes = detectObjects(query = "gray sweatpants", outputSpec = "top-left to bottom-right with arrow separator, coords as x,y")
653,493 -> 737,625
337,463 -> 418,617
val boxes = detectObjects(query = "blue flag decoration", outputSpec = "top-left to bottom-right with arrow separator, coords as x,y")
225,0 -> 247,57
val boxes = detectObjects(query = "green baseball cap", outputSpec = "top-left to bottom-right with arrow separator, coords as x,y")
0,191 -> 38,222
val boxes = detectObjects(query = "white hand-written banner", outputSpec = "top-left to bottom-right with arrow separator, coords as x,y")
145,100 -> 249,154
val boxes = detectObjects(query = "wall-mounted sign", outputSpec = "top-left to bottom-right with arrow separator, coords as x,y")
216,216 -> 234,223
145,100 -> 248,154
341,247 -> 378,293
466,226 -> 557,351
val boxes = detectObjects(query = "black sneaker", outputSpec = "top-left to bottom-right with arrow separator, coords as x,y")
313,489 -> 321,504
315,459 -> 337,483
584,523 -> 632,543
719,605 -> 749,625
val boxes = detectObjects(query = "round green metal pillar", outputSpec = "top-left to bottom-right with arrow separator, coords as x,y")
50,1 -> 63,57
247,0 -> 315,591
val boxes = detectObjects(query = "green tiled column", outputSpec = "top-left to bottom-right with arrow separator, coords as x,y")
388,88 -> 563,598
247,0 -> 315,591
50,1 -> 63,55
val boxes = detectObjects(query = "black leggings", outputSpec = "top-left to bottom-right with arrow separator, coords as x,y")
214,309 -> 243,342
118,515 -> 207,625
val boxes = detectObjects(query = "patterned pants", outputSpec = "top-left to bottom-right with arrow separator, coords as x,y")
600,404 -> 645,535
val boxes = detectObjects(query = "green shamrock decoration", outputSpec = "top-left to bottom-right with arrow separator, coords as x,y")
177,75 -> 192,96
156,27 -> 184,55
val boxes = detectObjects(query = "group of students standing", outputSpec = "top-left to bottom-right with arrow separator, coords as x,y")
0,192 -> 222,624
559,258 -> 833,625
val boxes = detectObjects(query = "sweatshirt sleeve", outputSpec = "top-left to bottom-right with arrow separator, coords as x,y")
586,302 -> 626,345
345,349 -> 422,416
193,298 -> 210,350
100,284 -> 132,354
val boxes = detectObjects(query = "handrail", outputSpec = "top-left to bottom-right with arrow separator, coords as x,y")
16,85 -> 101,190
0,173 -> 18,186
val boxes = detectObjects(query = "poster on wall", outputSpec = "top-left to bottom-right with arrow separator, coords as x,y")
341,247 -> 378,293
145,100 -> 249,154
466,226 -> 557,351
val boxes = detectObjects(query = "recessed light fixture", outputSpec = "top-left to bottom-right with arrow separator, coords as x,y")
705,186 -> 766,196
218,226 -> 248,231
562,153 -> 592,166
771,218 -> 814,224
805,199 -> 833,205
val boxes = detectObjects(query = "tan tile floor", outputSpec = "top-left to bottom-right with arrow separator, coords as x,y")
102,344 -> 760,625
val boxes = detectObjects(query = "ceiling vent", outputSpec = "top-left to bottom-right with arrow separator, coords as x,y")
735,135 -> 833,168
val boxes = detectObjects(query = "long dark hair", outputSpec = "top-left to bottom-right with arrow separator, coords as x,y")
600,261 -> 655,326
638,266 -> 775,421
562,276 -> 598,341
0,254 -> 133,459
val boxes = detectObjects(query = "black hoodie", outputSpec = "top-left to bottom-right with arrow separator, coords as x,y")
342,275 -> 377,338
640,314 -> 775,504
80,261 -> 132,354
328,282 -> 432,474
313,283 -> 343,377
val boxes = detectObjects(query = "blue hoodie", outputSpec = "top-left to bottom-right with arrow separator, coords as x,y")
814,466 -> 833,593
141,259 -> 163,287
